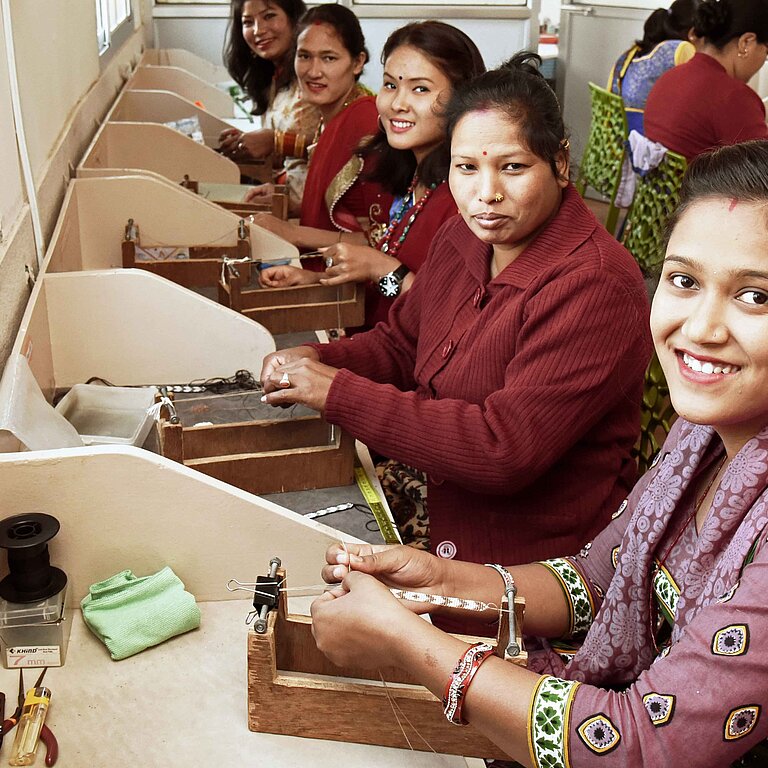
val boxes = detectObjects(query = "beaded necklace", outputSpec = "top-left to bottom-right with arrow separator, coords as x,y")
377,176 -> 439,258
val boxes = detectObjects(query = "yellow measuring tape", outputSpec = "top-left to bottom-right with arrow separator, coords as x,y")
354,467 -> 401,544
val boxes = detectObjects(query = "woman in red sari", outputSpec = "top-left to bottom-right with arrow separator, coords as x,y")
254,21 -> 485,330
246,4 -> 389,248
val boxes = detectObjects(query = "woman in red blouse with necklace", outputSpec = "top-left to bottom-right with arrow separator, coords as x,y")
253,21 -> 484,330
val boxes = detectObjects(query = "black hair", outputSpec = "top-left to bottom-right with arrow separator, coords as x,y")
664,140 -> 768,245
361,21 -> 485,195
295,4 -> 368,81
636,0 -> 699,55
693,0 -> 768,47
444,52 -> 568,181
223,0 -> 307,115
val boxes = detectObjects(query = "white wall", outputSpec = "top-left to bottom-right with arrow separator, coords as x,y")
153,10 -> 534,92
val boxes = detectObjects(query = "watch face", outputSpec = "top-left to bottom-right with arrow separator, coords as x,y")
379,273 -> 401,298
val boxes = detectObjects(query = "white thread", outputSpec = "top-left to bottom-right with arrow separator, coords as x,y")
147,394 -> 175,422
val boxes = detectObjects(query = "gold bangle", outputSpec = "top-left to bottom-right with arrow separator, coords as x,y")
294,134 -> 306,158
274,130 -> 285,157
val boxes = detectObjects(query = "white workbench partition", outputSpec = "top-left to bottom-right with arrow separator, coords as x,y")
140,48 -> 232,86
107,89 -> 235,149
13,269 -> 275,396
78,122 -> 241,184
45,174 -> 296,273
126,64 -> 236,118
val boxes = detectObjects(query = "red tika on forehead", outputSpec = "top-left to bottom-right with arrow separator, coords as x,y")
729,198 -> 739,212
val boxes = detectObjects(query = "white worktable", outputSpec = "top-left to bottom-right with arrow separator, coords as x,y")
0,602 -> 481,768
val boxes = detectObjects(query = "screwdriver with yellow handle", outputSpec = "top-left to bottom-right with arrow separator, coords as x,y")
9,669 -> 51,767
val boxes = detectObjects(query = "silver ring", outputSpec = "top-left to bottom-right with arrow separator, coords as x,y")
237,141 -> 244,150
279,372 -> 290,387
325,256 -> 334,268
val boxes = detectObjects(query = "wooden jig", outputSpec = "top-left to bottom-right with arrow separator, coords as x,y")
218,265 -> 365,335
121,217 -> 252,289
153,393 -> 356,495
247,562 -> 526,759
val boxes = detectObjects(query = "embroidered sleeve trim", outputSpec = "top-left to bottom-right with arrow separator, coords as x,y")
652,560 -> 680,629
528,675 -> 580,768
540,558 -> 595,637
325,154 -> 365,232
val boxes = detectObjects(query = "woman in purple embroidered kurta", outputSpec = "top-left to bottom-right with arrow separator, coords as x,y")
309,137 -> 768,765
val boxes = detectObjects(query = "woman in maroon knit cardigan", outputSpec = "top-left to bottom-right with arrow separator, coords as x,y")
260,54 -> 652,615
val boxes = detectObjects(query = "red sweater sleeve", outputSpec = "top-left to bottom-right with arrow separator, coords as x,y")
318,264 -> 649,495
314,244 -> 428,390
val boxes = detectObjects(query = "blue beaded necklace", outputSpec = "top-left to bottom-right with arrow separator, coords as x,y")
378,176 -> 439,257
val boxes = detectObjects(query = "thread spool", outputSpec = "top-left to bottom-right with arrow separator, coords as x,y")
0,513 -> 67,603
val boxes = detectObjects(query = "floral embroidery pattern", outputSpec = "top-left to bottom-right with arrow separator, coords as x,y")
643,692 -> 675,726
711,624 -> 749,657
541,559 -> 594,637
577,714 -> 621,754
560,421 -> 768,686
529,676 -> 580,768
724,705 -> 761,741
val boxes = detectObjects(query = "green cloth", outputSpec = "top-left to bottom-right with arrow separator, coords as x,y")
81,567 -> 201,660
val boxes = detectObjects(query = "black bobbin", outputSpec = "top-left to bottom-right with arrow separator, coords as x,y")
0,513 -> 67,603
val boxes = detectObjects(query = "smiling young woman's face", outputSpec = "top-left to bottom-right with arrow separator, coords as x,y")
376,45 -> 452,164
241,0 -> 293,62
651,197 -> 768,453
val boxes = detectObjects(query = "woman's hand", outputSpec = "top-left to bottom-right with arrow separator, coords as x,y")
259,265 -> 321,288
321,543 -> 449,609
260,346 -> 320,393
320,243 -> 400,286
261,357 -> 338,412
244,183 -> 276,204
218,128 -> 274,159
249,212 -> 298,243
311,571 -> 424,669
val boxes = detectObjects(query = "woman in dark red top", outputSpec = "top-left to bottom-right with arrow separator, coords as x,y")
260,56 -> 652,598
255,21 -> 484,330
644,0 -> 768,160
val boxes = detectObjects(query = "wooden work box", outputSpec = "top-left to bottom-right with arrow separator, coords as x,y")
121,217 -> 253,289
219,267 -> 365,334
155,409 -> 355,495
248,569 -> 526,759
181,177 -> 288,220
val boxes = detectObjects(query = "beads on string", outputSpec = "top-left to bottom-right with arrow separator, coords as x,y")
389,589 -> 493,613
377,176 -> 439,259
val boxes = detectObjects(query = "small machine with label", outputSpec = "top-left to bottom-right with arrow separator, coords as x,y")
0,513 -> 70,668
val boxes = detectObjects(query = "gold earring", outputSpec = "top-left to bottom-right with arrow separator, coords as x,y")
493,193 -> 505,203
739,48 -> 748,57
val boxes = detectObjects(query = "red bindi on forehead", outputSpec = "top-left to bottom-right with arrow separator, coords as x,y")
482,150 -> 487,156
729,198 -> 739,212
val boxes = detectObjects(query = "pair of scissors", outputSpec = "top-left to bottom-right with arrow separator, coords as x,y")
0,669 -> 58,766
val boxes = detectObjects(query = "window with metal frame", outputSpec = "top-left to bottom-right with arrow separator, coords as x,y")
96,0 -> 133,55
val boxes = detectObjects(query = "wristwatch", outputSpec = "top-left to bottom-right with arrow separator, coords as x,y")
378,264 -> 410,298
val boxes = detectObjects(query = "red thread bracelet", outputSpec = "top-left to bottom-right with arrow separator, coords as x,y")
442,642 -> 495,725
